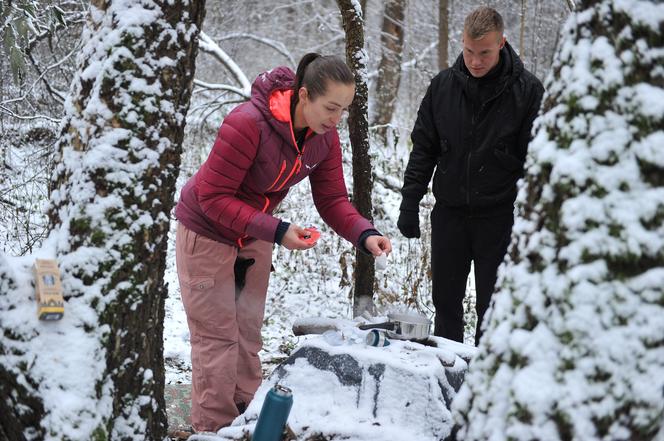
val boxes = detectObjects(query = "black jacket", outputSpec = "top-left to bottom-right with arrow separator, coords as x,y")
401,42 -> 544,217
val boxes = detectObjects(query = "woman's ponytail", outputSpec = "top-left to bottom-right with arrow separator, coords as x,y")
294,53 -> 321,93
292,53 -> 354,103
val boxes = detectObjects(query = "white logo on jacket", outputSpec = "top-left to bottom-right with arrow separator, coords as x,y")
305,162 -> 319,170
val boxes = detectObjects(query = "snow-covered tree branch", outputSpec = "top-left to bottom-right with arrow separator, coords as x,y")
197,31 -> 251,100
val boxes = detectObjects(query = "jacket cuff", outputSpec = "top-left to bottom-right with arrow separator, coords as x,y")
358,229 -> 382,255
399,199 -> 420,213
274,221 -> 290,245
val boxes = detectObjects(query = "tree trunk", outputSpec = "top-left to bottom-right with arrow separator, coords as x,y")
372,0 -> 406,146
438,0 -> 449,70
0,0 -> 205,439
519,0 -> 527,57
336,0 -> 375,317
454,0 -> 664,439
0,257 -> 47,441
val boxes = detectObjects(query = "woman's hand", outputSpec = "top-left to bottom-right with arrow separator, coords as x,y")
280,224 -> 318,250
364,235 -> 392,257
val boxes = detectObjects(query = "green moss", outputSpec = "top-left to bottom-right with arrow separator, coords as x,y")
553,409 -> 574,441
590,59 -> 603,71
526,251 -> 545,273
523,305 -> 538,330
580,248 -> 595,263
593,414 -> 614,438
637,157 -> 664,188
91,424 -> 107,441
556,131 -> 574,150
70,216 -> 92,235
508,351 -> 529,369
590,367 -> 611,383
559,330 -> 574,345
561,358 -> 575,371
90,230 -> 106,246
606,252 -> 662,279
608,223 -> 622,238
590,180 -> 608,199
632,114 -> 656,136
566,93 -> 579,117
512,402 -> 533,424
641,206 -> 664,231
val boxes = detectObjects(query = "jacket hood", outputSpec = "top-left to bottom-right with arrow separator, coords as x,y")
250,66 -> 296,125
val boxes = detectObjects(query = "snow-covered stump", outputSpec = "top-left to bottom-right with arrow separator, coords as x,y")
212,335 -> 475,441
453,1 -> 664,440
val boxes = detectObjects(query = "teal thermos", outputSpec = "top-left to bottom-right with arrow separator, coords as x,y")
251,384 -> 293,441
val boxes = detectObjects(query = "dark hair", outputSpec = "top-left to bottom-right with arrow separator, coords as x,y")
293,53 -> 354,101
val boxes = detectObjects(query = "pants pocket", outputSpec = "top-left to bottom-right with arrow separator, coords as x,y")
181,275 -> 224,328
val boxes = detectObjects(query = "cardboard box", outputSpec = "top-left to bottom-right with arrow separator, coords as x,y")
34,259 -> 64,320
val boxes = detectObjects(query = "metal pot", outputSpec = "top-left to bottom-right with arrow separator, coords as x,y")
358,312 -> 432,341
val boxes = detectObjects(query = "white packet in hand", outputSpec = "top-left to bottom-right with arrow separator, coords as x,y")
375,253 -> 388,271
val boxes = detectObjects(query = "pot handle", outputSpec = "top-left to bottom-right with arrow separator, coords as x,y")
358,322 -> 396,331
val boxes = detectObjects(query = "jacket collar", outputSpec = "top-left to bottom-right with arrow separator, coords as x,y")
269,88 -> 294,123
451,41 -> 523,89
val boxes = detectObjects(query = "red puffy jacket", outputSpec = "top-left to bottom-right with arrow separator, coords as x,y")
175,66 -> 375,248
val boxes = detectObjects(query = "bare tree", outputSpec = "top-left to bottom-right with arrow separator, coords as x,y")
439,0 -> 449,70
336,0 -> 375,316
519,0 -> 527,57
0,0 -> 205,438
372,0 -> 406,146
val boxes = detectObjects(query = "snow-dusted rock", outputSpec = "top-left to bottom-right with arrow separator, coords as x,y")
208,334 -> 475,441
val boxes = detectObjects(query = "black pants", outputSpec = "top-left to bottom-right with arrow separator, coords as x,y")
431,204 -> 514,346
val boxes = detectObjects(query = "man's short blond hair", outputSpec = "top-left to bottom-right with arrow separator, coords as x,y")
464,7 -> 504,40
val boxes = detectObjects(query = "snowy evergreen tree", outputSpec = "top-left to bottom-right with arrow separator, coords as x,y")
453,0 -> 664,440
0,0 -> 204,439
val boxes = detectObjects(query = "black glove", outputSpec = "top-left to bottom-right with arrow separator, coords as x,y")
397,210 -> 420,238
234,257 -> 255,291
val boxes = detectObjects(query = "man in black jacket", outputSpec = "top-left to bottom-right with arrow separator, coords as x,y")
398,6 -> 544,346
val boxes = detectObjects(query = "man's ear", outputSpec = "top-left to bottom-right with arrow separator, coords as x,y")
499,35 -> 506,49
298,87 -> 308,102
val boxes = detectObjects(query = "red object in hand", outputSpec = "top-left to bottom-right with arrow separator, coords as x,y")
301,227 -> 321,245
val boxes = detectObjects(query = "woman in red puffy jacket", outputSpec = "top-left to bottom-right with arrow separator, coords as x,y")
174,53 -> 392,432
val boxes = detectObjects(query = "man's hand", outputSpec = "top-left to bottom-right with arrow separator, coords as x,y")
364,235 -> 392,257
397,210 -> 421,238
280,224 -> 318,250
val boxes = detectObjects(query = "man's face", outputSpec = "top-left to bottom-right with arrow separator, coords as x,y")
462,30 -> 505,78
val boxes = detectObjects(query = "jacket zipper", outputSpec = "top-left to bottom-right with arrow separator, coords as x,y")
239,122 -> 306,248
468,109 -> 476,206
274,121 -> 306,191
466,151 -> 472,205
266,160 -> 287,191
237,195 -> 272,248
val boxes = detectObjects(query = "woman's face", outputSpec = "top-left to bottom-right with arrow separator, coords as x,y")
299,81 -> 355,134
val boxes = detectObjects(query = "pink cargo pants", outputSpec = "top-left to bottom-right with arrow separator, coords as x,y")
175,222 -> 273,432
